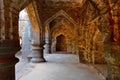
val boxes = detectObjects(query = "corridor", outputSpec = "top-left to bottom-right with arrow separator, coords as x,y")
16,52 -> 101,80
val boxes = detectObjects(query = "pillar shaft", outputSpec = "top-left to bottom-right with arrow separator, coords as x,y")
45,43 -> 51,53
44,39 -> 51,54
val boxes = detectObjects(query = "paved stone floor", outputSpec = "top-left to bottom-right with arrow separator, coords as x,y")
16,52 -> 102,80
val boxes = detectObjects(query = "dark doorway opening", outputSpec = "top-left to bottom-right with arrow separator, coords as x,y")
56,34 -> 67,51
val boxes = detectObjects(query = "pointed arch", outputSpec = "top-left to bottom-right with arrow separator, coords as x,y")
44,10 -> 79,38
44,10 -> 78,26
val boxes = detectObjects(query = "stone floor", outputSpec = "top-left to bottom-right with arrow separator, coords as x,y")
16,52 -> 103,80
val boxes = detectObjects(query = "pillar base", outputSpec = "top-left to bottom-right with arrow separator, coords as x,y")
31,57 -> 46,63
30,43 -> 46,63
0,47 -> 20,80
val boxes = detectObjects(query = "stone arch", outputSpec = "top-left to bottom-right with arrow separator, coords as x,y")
44,9 -> 78,26
44,9 -> 78,41
51,22 -> 76,40
50,18 -> 78,53
44,10 -> 79,39
44,10 -> 79,54
18,2 -> 42,58
18,1 -> 46,63
8,0 -> 42,47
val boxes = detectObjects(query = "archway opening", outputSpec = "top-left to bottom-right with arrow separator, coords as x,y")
16,2 -> 43,79
56,34 -> 67,51
18,8 -> 32,59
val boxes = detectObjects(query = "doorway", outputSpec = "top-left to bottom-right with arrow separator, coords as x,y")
56,34 -> 67,51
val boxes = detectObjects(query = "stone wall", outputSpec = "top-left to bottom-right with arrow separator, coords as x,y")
81,0 -> 120,79
106,0 -> 120,79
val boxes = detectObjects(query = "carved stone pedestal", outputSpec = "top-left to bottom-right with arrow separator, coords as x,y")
0,47 -> 19,80
30,44 -> 46,63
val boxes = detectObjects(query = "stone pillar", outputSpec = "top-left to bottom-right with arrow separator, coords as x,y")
0,0 -> 21,79
27,27 -> 46,63
51,39 -> 56,53
44,43 -> 51,54
44,24 -> 51,54
26,3 -> 46,62
45,31 -> 51,54
28,25 -> 46,63
44,38 -> 51,54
